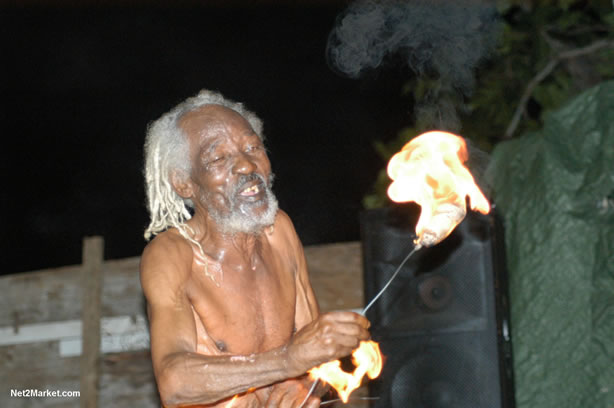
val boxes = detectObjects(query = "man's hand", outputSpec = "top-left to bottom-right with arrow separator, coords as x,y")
263,378 -> 321,408
286,311 -> 371,376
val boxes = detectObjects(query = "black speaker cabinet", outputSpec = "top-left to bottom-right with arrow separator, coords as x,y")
361,205 -> 515,408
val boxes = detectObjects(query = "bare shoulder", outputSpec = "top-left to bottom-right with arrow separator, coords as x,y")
271,209 -> 299,243
272,212 -> 319,324
140,230 -> 193,304
267,209 -> 309,274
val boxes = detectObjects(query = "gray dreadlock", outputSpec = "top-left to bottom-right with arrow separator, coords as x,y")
143,89 -> 264,245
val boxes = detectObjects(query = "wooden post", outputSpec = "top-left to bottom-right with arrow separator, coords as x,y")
80,236 -> 104,408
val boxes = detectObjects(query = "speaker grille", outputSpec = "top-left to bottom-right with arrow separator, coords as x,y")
361,205 -> 515,408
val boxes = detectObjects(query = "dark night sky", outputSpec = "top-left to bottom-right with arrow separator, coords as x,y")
1,3 -> 411,275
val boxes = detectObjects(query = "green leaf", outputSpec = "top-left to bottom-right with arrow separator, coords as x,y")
533,70 -> 573,111
594,48 -> 614,77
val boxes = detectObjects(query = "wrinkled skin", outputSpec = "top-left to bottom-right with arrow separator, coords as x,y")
140,105 -> 370,407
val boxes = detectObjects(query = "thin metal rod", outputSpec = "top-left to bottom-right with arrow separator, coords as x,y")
300,243 -> 422,407
320,397 -> 380,406
298,378 -> 320,408
361,244 -> 422,316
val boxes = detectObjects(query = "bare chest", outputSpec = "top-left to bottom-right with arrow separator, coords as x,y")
188,254 -> 297,355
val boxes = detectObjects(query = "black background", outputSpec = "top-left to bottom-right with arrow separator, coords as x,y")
1,3 -> 412,275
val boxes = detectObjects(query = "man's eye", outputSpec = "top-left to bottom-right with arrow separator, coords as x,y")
246,145 -> 262,153
206,156 -> 225,166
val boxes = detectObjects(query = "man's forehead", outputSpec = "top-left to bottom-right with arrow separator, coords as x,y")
178,104 -> 250,136
178,105 -> 257,156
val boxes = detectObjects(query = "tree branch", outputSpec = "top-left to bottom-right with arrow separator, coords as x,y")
503,39 -> 614,140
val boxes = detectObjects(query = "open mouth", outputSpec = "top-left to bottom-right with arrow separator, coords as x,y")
240,184 -> 261,196
233,174 -> 271,205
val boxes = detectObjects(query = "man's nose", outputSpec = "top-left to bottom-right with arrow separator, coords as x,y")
233,152 -> 257,174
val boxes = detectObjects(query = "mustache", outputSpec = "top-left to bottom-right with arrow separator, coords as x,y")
230,173 -> 274,197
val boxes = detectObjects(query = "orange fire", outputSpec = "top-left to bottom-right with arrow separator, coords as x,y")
225,395 -> 239,408
387,131 -> 490,247
308,340 -> 383,403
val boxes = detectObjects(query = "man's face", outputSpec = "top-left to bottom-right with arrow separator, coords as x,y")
179,105 -> 278,234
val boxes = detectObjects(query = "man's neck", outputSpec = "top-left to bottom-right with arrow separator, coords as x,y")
187,211 -> 261,265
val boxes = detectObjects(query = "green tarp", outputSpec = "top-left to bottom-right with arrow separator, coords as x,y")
488,81 -> 614,408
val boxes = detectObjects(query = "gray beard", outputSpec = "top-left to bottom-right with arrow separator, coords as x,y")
205,173 -> 279,235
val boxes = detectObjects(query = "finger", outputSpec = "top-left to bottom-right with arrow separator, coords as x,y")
274,386 -> 299,408
326,321 -> 371,339
319,325 -> 371,350
287,388 -> 318,408
324,311 -> 370,328
305,396 -> 321,408
325,333 -> 364,352
266,387 -> 291,408
292,394 -> 320,408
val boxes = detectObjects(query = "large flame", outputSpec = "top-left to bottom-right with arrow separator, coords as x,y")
387,131 -> 490,247
308,340 -> 383,403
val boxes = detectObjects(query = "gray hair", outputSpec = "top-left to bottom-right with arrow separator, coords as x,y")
143,89 -> 264,242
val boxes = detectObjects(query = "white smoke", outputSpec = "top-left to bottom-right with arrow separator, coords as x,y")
327,0 -> 502,131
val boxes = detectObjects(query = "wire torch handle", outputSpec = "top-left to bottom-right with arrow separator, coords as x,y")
360,244 -> 422,316
300,243 -> 422,407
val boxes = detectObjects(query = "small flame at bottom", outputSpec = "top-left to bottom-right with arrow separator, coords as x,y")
225,394 -> 239,408
308,340 -> 383,403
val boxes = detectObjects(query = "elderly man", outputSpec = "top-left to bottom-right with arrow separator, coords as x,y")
140,90 -> 370,408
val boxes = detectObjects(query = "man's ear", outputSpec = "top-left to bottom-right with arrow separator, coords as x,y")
170,169 -> 194,200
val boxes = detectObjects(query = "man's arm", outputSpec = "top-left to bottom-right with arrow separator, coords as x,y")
141,232 -> 370,408
264,212 -> 365,407
142,234 -> 293,407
